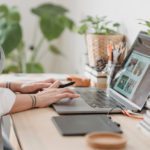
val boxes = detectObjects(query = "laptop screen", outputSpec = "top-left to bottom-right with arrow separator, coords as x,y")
112,50 -> 150,100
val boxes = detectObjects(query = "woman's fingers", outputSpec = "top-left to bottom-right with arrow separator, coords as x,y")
56,93 -> 80,100
35,87 -> 80,107
59,88 -> 76,94
49,80 -> 61,88
35,83 -> 52,88
43,87 -> 77,96
38,78 -> 56,84
43,78 -> 56,83
44,87 -> 76,95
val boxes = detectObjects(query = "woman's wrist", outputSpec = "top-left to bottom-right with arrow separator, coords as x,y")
5,82 -> 22,92
11,82 -> 22,92
33,94 -> 48,108
29,95 -> 38,108
10,94 -> 39,113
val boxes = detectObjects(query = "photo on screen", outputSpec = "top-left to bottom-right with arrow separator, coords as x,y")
126,57 -> 138,72
124,79 -> 136,94
117,75 -> 129,90
133,61 -> 145,76
113,50 -> 150,99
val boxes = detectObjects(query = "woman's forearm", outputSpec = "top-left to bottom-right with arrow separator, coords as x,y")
9,87 -> 80,114
0,82 -> 21,92
10,94 -> 33,113
0,82 -> 6,88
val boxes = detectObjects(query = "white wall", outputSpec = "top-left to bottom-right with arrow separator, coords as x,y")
0,0 -> 150,73
60,0 -> 150,74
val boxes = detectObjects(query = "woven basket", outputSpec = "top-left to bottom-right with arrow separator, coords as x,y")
85,34 -> 125,67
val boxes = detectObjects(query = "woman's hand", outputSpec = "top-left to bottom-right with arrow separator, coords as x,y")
10,83 -> 80,113
35,87 -> 80,107
12,78 -> 57,93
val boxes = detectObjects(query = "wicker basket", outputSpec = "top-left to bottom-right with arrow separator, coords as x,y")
85,34 -> 125,67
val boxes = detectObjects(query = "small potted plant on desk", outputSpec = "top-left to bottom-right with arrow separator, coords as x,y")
78,16 -> 125,69
78,16 -> 126,90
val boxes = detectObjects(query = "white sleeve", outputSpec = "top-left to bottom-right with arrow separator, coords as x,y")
0,88 -> 16,117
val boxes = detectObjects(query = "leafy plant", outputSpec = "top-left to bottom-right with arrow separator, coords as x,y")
0,5 -> 25,73
0,5 -> 22,55
0,3 -> 75,73
139,19 -> 150,35
78,16 -> 120,35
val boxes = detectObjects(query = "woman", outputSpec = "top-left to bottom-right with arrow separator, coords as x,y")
0,46 -> 79,116
0,47 -> 79,149
0,80 -> 79,150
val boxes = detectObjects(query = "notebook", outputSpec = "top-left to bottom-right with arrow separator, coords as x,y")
52,115 -> 122,136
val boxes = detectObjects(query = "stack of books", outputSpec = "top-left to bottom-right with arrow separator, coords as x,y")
84,64 -> 107,90
138,110 -> 150,137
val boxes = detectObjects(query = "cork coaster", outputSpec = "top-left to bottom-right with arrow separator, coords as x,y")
86,132 -> 127,150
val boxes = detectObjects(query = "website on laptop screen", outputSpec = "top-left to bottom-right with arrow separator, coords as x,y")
112,50 -> 150,100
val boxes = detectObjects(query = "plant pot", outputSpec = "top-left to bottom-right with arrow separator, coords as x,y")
85,33 -> 125,67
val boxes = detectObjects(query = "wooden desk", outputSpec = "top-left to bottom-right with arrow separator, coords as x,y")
11,108 -> 150,150
0,74 -> 149,150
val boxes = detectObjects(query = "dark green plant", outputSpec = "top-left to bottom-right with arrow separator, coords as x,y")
0,5 -> 22,55
139,19 -> 150,35
29,3 -> 75,66
0,3 -> 75,73
78,16 -> 120,35
0,5 -> 26,73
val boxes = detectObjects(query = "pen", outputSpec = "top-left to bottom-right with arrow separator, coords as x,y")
58,81 -> 75,88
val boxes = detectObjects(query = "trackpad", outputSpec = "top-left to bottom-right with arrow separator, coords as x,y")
54,98 -> 92,107
53,98 -> 101,114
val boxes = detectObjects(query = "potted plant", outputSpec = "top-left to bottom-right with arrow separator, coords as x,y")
139,19 -> 150,35
0,3 -> 74,73
78,16 -> 125,68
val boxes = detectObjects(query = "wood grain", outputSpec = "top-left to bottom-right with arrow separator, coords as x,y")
11,108 -> 150,150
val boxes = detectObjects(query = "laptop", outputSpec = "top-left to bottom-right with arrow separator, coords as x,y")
53,32 -> 150,114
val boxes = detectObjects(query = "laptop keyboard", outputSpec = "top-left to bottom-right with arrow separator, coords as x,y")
75,89 -> 118,108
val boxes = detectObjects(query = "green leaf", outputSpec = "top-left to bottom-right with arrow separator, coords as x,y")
40,17 -> 64,40
147,29 -> 150,35
0,5 -> 22,55
0,20 -> 7,44
78,24 -> 88,34
0,5 -> 8,18
26,63 -> 44,73
1,23 -> 22,55
78,15 -> 119,34
3,65 -> 19,73
81,16 -> 93,23
31,3 -> 68,18
113,23 -> 120,27
49,45 -> 62,55
8,7 -> 21,23
31,3 -> 74,41
60,15 -> 75,30
145,21 -> 150,27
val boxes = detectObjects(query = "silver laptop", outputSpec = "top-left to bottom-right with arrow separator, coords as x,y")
53,32 -> 150,114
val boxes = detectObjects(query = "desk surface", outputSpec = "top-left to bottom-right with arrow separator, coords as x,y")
12,108 -> 150,150
0,73 -> 149,150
